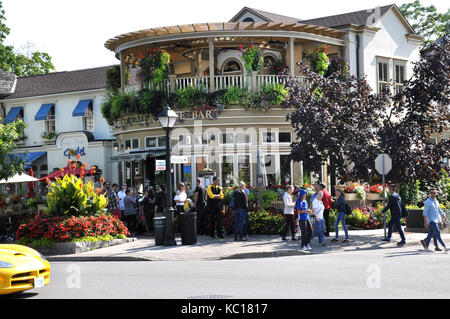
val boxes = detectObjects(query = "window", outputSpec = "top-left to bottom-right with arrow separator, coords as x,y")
237,155 -> 250,185
221,132 -> 234,144
146,137 -> 158,148
279,132 -> 292,143
242,17 -> 255,22
124,139 -> 139,150
132,139 -> 139,149
263,55 -> 277,70
222,59 -> 242,74
45,106 -> 56,133
262,132 -> 276,143
264,154 -> 277,186
394,60 -> 406,95
280,155 -> 292,185
83,103 -> 94,131
157,136 -> 166,147
221,155 -> 234,187
377,59 -> 390,93
235,132 -> 251,144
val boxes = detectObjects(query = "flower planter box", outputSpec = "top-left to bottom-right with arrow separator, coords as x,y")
42,138 -> 56,145
344,193 -> 358,201
367,193 -> 381,201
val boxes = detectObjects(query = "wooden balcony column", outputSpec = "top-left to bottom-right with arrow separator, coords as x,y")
288,37 -> 295,76
120,51 -> 127,93
208,37 -> 215,92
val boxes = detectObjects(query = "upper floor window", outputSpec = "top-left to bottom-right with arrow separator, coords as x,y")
145,136 -> 166,148
45,106 -> 56,133
377,58 -> 390,94
222,59 -> 243,75
83,104 -> 94,131
242,17 -> 255,22
394,60 -> 406,95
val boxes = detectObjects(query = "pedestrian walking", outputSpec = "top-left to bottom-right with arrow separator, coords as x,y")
123,188 -> 138,236
282,185 -> 297,241
206,176 -> 224,239
332,189 -> 350,243
105,182 -> 121,220
194,178 -> 208,235
243,184 -> 251,237
154,185 -> 167,216
296,189 -> 313,251
381,184 -> 406,246
142,188 -> 156,235
421,189 -> 449,253
312,191 -> 326,246
319,183 -> 332,237
232,182 -> 248,241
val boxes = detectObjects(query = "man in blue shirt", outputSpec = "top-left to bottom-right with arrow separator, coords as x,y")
296,189 -> 313,251
421,189 -> 449,253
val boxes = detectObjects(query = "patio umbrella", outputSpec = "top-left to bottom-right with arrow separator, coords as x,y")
38,165 -> 98,181
0,173 -> 39,184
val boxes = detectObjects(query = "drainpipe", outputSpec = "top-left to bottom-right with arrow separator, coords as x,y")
355,34 -> 360,78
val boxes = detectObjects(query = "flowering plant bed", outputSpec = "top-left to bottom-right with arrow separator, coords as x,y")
16,214 -> 129,243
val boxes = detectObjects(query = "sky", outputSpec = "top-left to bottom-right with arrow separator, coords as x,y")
2,0 -> 448,72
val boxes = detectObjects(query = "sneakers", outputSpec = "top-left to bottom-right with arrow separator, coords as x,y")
282,237 -> 287,241
239,237 -> 248,241
381,238 -> 391,242
291,237 -> 297,241
331,238 -> 339,242
435,246 -> 442,252
397,241 -> 406,247
343,239 -> 351,243
301,246 -> 308,252
306,244 -> 312,250
444,247 -> 449,254
421,240 -> 432,252
320,243 -> 326,247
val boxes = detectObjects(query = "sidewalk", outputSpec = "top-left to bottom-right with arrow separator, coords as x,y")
46,229 -> 450,262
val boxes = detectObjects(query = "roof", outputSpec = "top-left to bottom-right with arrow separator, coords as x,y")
105,22 -> 346,53
300,4 -> 394,28
3,66 -> 111,100
0,70 -> 17,96
230,7 -> 301,23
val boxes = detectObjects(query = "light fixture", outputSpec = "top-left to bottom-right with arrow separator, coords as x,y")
157,106 -> 179,129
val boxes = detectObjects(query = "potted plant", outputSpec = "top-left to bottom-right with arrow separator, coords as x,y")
137,48 -> 170,87
41,131 -> 58,143
239,44 -> 263,74
367,184 -> 383,200
343,183 -> 358,201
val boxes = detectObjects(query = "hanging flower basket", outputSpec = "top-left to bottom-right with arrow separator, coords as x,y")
239,44 -> 263,73
137,48 -> 170,85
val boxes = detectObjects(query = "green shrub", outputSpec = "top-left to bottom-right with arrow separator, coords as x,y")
220,86 -> 244,106
261,83 -> 289,105
262,190 -> 278,210
248,210 -> 284,235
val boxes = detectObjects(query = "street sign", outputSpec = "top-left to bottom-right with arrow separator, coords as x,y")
375,154 -> 392,175
171,156 -> 189,164
156,160 -> 166,171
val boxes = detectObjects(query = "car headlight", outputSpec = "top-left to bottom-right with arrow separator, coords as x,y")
36,251 -> 48,262
0,261 -> 14,268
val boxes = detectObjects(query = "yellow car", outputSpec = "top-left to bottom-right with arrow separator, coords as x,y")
0,244 -> 50,295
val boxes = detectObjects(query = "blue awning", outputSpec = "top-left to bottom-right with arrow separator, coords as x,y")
4,107 -> 22,124
72,99 -> 92,117
8,152 -> 47,169
35,104 -> 54,121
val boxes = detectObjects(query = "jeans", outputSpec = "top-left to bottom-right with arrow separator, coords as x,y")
313,219 -> 325,244
243,211 -> 251,236
425,221 -> 446,247
233,208 -> 246,239
324,209 -> 331,236
335,212 -> 349,240
387,214 -> 406,242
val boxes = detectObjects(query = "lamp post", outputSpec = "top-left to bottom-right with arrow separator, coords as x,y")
157,106 -> 178,246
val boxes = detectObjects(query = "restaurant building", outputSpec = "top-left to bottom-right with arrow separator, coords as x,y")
103,4 -> 423,191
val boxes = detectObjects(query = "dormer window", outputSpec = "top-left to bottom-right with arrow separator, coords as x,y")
243,17 -> 255,22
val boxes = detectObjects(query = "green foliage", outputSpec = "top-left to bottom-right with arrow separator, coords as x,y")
0,118 -> 27,180
220,86 -> 244,106
45,174 -> 108,217
239,44 -> 263,73
262,190 -> 278,210
248,210 -> 284,235
173,85 -> 207,108
261,83 -> 289,105
106,65 -> 125,93
41,130 -> 58,139
304,45 -> 329,76
355,185 -> 366,201
137,48 -> 170,85
399,0 -> 450,48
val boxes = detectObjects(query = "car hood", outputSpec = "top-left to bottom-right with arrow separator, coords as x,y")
0,245 -> 48,269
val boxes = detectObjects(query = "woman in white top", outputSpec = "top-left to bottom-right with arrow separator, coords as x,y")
174,182 -> 187,214
312,191 -> 326,246
282,185 -> 297,241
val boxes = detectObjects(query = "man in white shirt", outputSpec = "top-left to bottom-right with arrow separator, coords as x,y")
312,191 -> 325,246
282,185 -> 297,241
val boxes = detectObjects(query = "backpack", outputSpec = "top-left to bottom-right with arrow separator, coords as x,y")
400,200 -> 409,218
344,203 -> 352,216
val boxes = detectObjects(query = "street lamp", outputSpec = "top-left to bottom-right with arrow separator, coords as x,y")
157,106 -> 178,246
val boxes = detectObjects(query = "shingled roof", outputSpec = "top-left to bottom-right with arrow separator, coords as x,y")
230,7 -> 301,23
0,70 -> 17,96
3,66 -> 111,100
300,4 -> 394,28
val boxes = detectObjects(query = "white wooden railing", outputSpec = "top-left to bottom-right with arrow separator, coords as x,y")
175,76 -> 209,92
214,75 -> 246,90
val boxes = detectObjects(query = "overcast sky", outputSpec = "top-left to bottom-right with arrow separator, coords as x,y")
2,0 -> 447,72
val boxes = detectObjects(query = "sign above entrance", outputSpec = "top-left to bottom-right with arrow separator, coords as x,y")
64,147 -> 86,159
171,156 -> 189,164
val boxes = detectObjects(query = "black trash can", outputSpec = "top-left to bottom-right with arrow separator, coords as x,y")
153,217 -> 166,246
180,212 -> 197,245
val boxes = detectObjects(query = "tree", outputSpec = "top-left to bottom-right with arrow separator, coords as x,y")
0,1 -> 55,76
0,118 -> 27,180
399,0 -> 450,48
286,37 -> 449,185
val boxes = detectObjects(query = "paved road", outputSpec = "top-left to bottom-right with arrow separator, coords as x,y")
4,246 -> 450,299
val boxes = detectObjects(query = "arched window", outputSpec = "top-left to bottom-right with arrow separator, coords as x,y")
264,55 -> 277,69
243,17 -> 255,22
221,59 -> 243,75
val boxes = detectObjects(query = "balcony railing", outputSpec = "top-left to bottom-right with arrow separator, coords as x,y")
122,74 -> 304,95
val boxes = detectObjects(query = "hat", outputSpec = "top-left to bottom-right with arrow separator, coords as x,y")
297,189 -> 308,199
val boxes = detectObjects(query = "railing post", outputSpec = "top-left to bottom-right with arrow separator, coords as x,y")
208,38 -> 215,93
169,75 -> 177,94
251,71 -> 258,92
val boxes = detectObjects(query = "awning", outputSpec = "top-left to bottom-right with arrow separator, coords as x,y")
35,103 -> 54,121
3,107 -> 22,124
8,152 -> 47,169
72,99 -> 92,117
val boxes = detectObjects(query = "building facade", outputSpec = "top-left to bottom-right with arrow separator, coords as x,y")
103,4 -> 424,191
1,66 -> 116,182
